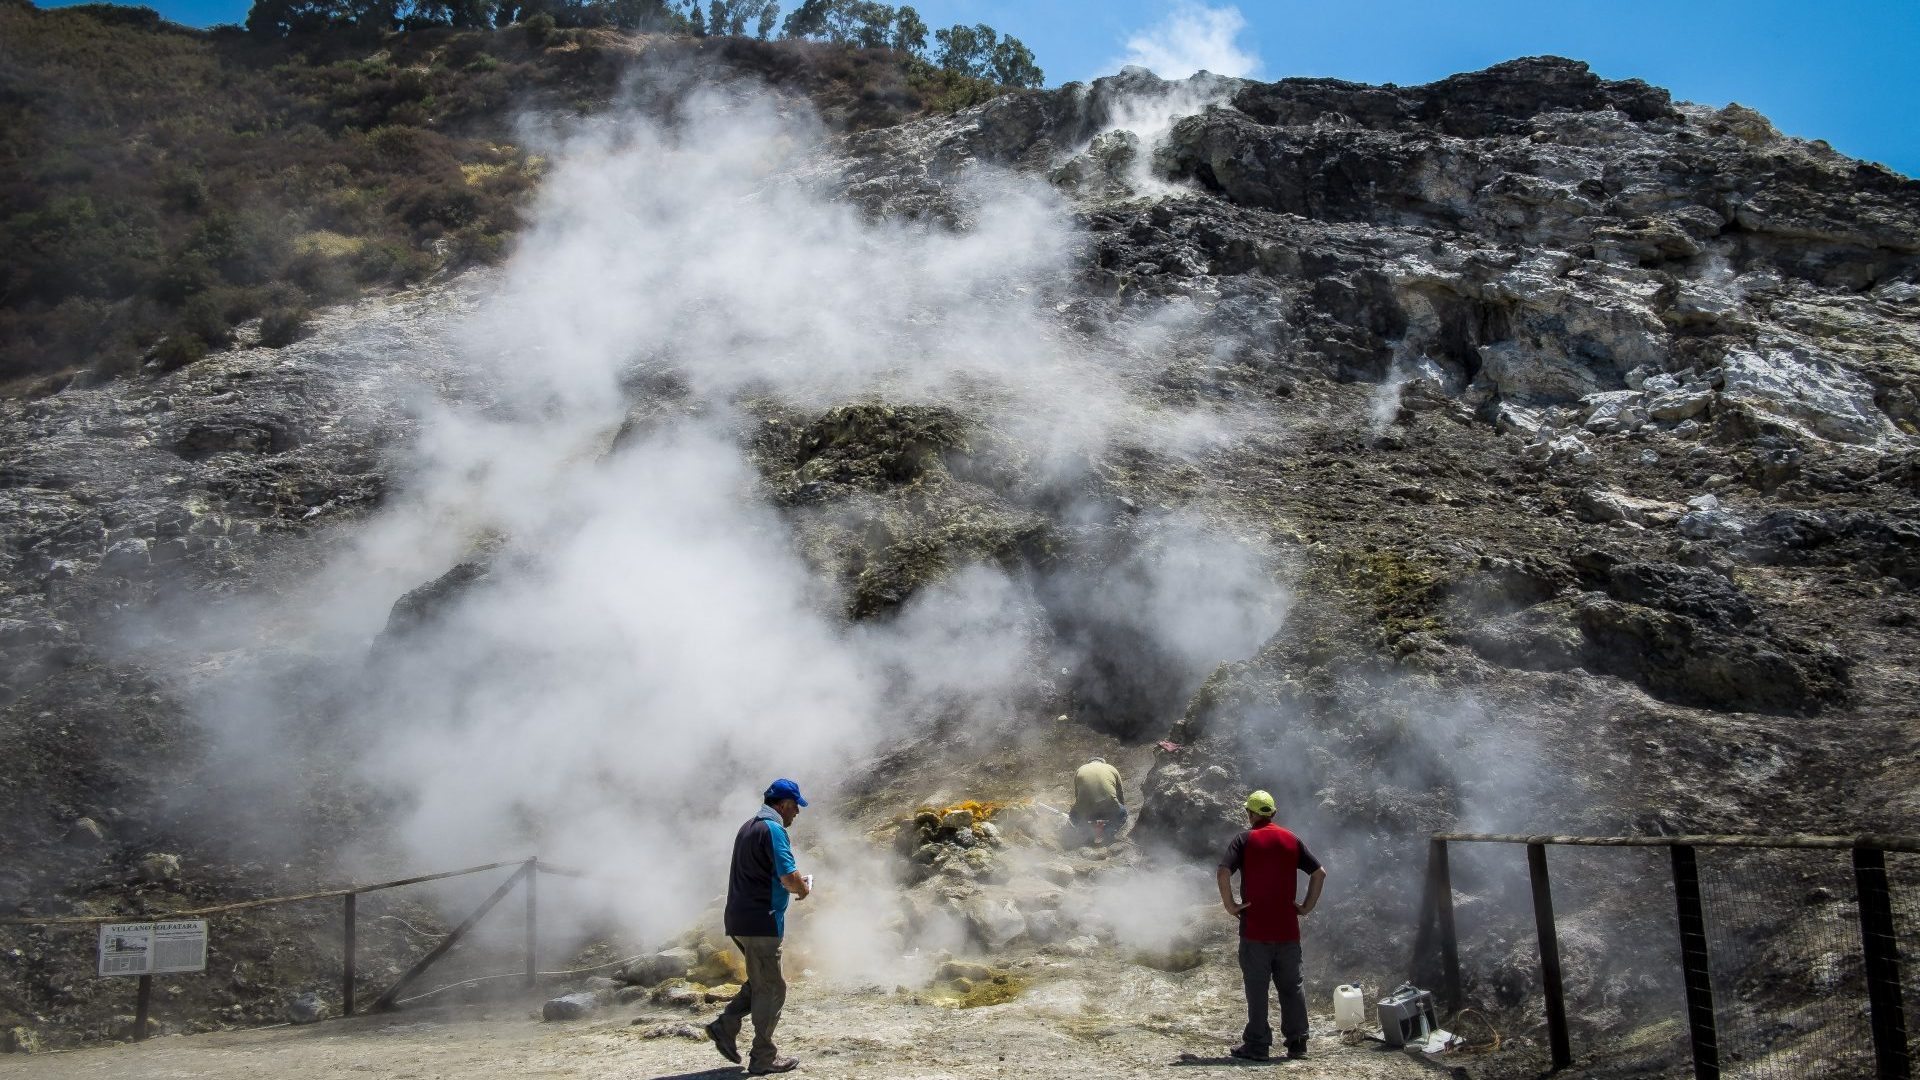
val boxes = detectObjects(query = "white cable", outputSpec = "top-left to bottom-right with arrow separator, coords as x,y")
393,953 -> 649,1006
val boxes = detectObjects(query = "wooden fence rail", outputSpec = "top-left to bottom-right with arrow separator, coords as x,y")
0,857 -> 545,1039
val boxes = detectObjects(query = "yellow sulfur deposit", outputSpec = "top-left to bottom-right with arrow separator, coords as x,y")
911,797 -> 1033,823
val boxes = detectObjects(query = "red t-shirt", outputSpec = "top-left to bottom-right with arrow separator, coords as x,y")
1220,823 -> 1321,943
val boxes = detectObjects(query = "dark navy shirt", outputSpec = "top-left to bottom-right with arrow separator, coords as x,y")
724,806 -> 798,937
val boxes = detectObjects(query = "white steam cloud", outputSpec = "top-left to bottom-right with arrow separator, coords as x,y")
1116,2 -> 1262,80
161,75 -> 1293,975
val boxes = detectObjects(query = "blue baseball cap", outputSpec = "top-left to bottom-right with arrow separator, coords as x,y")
765,778 -> 808,807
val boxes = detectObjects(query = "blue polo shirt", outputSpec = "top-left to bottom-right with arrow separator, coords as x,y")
723,806 -> 799,937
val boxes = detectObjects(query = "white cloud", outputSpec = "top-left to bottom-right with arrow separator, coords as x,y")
1115,2 -> 1261,80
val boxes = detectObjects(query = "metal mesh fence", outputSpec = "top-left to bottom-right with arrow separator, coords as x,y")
1428,836 -> 1919,1078
1891,852 -> 1920,1070
1696,847 -> 1873,1079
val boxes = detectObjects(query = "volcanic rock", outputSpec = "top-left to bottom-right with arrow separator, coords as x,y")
542,992 -> 601,1021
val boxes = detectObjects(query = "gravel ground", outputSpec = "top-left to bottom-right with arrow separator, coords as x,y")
0,967 -> 1497,1080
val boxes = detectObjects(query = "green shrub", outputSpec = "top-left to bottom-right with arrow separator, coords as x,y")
259,304 -> 312,346
176,292 -> 236,349
521,11 -> 555,43
147,332 -> 208,372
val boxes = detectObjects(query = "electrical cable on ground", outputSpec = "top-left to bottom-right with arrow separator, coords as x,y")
1452,1008 -> 1502,1053
393,953 -> 649,1006
369,914 -> 440,939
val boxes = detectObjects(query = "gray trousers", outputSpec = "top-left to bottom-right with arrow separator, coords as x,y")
718,935 -> 786,1068
1239,938 -> 1307,1052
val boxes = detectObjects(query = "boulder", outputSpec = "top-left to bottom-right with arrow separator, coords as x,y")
1580,390 -> 1643,432
136,853 -> 181,883
690,946 -> 746,986
542,992 -> 601,1022
1572,594 -> 1848,715
286,992 -> 327,1025
961,897 -> 1028,949
935,960 -> 994,984
1739,509 -> 1920,586
1602,562 -> 1756,629
622,948 -> 697,987
99,538 -> 150,576
1676,509 -> 1745,541
1646,389 -> 1712,422
1719,346 -> 1892,444
65,817 -> 107,846
1494,402 -> 1544,438
1546,434 -> 1598,467
4,1026 -> 41,1054
652,984 -> 703,1010
940,809 -> 975,831
1574,489 -> 1681,526
1023,910 -> 1067,945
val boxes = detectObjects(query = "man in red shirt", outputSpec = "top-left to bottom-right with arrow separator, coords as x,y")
1216,789 -> 1327,1061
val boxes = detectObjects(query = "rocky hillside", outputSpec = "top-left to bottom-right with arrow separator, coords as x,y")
3,51 -> 1918,1071
0,0 -> 1007,391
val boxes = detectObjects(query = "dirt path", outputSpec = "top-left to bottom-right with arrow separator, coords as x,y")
0,976 -> 1473,1079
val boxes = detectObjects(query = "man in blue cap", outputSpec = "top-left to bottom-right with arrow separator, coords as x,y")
706,779 -> 811,1075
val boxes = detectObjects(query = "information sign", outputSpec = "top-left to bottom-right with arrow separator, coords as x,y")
97,920 -> 208,977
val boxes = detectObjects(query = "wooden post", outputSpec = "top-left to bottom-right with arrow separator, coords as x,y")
1527,843 -> 1572,1070
523,858 -> 538,989
1432,839 -> 1461,1017
1411,838 -> 1463,1015
1670,845 -> 1720,1079
1854,847 -> 1911,1080
134,974 -> 152,1042
343,892 -> 357,1017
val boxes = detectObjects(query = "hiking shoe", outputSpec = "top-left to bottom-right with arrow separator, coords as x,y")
1284,1038 -> 1308,1060
1229,1044 -> 1269,1062
702,1019 -> 739,1064
748,1057 -> 799,1075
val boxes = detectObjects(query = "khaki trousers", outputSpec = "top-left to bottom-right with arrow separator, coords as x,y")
717,935 -> 786,1068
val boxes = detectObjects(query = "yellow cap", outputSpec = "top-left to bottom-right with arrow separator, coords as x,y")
1245,790 -> 1276,816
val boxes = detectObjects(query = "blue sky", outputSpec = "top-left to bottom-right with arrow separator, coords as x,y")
53,0 -> 1919,176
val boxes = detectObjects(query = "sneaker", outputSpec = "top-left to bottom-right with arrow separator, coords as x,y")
1229,1043 -> 1269,1061
748,1057 -> 799,1075
702,1019 -> 739,1064
1284,1039 -> 1308,1060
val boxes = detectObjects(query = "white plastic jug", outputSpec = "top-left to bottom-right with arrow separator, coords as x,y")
1333,984 -> 1365,1032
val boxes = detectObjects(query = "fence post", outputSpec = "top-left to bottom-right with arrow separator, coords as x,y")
134,973 -> 152,1042
1415,838 -> 1463,1016
343,892 -> 357,1017
1669,845 -> 1719,1079
1527,843 -> 1572,1070
1853,846 -> 1911,1080
524,858 -> 538,989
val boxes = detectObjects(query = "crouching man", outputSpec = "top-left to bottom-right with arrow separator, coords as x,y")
707,778 -> 811,1075
1216,789 -> 1326,1062
1068,756 -> 1126,845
